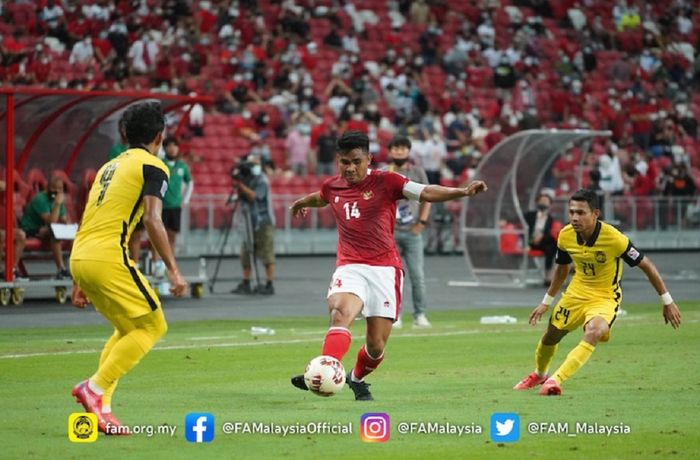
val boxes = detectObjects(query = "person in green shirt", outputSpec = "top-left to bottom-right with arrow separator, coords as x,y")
152,137 -> 193,278
108,118 -> 128,161
20,176 -> 70,278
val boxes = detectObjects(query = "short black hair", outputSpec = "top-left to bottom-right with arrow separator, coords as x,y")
388,135 -> 411,150
570,188 -> 599,211
121,102 -> 165,147
163,136 -> 179,147
337,130 -> 369,154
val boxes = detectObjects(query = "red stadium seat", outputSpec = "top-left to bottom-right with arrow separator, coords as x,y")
25,168 -> 47,194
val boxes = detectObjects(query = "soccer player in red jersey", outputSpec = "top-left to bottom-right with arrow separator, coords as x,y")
290,131 -> 487,400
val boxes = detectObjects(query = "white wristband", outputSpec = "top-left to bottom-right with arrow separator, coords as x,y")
541,293 -> 554,306
660,292 -> 673,305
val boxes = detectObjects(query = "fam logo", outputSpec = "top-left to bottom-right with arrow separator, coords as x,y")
595,251 -> 606,263
68,413 -> 98,443
362,190 -> 374,200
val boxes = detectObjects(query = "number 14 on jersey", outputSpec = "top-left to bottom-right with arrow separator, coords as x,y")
343,201 -> 360,220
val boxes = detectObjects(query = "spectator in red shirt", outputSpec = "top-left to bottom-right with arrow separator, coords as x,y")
626,162 -> 654,196
154,46 -> 174,87
629,92 -> 654,149
549,81 -> 570,122
196,1 -> 218,33
28,46 -> 52,84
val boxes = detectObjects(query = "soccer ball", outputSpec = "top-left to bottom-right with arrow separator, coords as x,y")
304,355 -> 346,397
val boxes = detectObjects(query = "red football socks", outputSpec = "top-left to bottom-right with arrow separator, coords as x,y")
352,345 -> 384,381
321,327 -> 352,360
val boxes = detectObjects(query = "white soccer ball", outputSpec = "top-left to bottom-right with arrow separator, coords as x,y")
304,355 -> 346,397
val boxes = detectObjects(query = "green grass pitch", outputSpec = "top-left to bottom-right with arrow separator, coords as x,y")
1,302 -> 698,459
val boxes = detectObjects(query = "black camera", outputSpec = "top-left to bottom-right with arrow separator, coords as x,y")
231,160 -> 255,181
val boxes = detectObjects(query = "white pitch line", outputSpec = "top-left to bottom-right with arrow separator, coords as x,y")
187,335 -> 240,341
0,329 -> 491,360
3,318 -> 692,360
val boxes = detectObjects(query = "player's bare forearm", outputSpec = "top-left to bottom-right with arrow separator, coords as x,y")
529,265 -> 569,325
547,264 -> 570,296
143,196 -> 178,272
420,181 -> 488,202
144,196 -> 187,296
290,192 -> 327,217
638,257 -> 681,328
637,257 -> 668,295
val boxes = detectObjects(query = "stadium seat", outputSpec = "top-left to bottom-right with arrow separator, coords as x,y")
25,168 -> 47,195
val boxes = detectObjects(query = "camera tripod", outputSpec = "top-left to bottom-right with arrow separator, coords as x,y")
209,191 -> 261,294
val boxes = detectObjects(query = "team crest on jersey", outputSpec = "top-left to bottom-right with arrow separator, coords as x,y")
595,251 -> 606,263
362,190 -> 374,200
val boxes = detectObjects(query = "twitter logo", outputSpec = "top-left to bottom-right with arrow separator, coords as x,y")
490,413 -> 520,443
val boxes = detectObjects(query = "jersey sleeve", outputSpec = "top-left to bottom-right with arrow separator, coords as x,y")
620,239 -> 644,267
384,171 -> 409,201
183,163 -> 192,183
555,246 -> 572,264
319,177 -> 332,203
143,164 -> 169,199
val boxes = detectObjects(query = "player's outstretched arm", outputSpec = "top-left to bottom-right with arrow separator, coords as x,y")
143,195 -> 187,297
419,180 -> 488,203
529,263 -> 570,325
637,257 -> 681,329
290,191 -> 328,218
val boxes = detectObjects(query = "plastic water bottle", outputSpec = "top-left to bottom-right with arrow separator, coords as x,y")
153,260 -> 166,279
198,258 -> 207,279
158,281 -> 171,296
480,315 -> 518,325
250,326 -> 276,336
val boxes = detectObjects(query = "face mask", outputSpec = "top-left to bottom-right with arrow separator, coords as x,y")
537,204 -> 549,212
392,158 -> 408,167
251,165 -> 262,176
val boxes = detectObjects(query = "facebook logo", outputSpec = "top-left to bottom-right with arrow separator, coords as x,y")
185,413 -> 215,443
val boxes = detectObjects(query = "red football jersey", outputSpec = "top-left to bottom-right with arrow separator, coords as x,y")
320,170 -> 408,269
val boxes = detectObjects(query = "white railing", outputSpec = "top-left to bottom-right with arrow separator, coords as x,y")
175,194 -> 700,255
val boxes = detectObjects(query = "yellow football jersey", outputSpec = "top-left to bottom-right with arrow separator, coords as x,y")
71,148 -> 169,262
555,221 -> 644,302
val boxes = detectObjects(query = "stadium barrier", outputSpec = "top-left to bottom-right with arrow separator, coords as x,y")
175,194 -> 699,257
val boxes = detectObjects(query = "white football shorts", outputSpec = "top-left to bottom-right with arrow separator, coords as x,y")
327,264 -> 404,320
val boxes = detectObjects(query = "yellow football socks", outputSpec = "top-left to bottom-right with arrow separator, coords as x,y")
553,340 -> 595,384
98,330 -> 122,410
535,341 -> 558,376
92,310 -> 167,392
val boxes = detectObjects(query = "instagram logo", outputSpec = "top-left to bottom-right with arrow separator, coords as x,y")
360,413 -> 390,443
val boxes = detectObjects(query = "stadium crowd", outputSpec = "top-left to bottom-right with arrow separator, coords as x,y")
1,0 -> 698,203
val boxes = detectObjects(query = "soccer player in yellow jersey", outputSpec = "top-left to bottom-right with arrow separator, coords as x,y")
514,189 -> 681,395
69,102 -> 187,432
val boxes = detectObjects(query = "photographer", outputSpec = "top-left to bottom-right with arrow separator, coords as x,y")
231,155 -> 277,295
